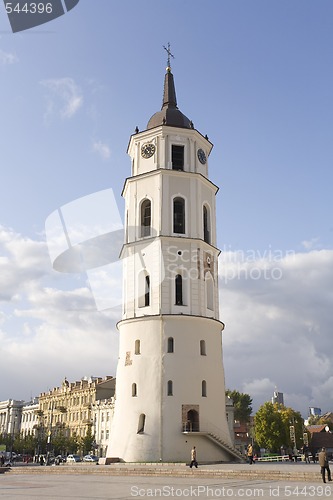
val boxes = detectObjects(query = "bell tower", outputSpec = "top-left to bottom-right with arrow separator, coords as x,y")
106,51 -> 240,463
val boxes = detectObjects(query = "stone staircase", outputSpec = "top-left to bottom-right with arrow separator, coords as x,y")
205,431 -> 245,462
0,466 -> 11,474
6,463 -> 323,482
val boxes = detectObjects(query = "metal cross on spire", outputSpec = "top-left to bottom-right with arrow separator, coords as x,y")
163,42 -> 174,71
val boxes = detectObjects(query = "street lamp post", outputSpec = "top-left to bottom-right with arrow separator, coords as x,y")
9,414 -> 17,464
289,417 -> 298,460
46,401 -> 54,465
46,403 -> 67,464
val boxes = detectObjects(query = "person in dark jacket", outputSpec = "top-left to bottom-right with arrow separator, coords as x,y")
318,447 -> 332,483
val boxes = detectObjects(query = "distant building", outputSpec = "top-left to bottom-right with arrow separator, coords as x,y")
38,376 -> 115,445
272,391 -> 284,405
309,407 -> 322,417
0,376 -> 115,457
92,398 -> 114,458
20,398 -> 39,437
0,399 -> 23,436
225,396 -> 235,446
233,419 -> 253,454
309,432 -> 333,458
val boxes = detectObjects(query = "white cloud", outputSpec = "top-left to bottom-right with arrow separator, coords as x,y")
0,226 -> 119,402
301,237 -> 320,250
40,77 -> 83,120
0,49 -> 18,65
92,140 -> 111,160
0,226 -> 50,300
242,378 -> 275,399
221,248 -> 333,416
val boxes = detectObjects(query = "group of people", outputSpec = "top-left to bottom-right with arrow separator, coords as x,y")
246,444 -> 332,484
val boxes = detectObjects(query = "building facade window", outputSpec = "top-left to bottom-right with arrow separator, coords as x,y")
202,380 -> 207,397
137,413 -> 146,434
172,145 -> 184,170
175,274 -> 183,305
167,380 -> 173,396
145,275 -> 150,306
200,340 -> 206,356
167,337 -> 174,353
135,339 -> 141,355
140,199 -> 151,237
173,197 -> 185,234
132,383 -> 137,397
139,271 -> 150,308
203,205 -> 211,244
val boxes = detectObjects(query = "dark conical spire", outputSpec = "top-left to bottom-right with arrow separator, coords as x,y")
147,62 -> 192,130
162,68 -> 177,109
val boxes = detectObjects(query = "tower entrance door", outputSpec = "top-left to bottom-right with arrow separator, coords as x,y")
187,409 -> 199,431
182,404 -> 200,432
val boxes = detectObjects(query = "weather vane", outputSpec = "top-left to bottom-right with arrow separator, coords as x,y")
163,42 -> 174,70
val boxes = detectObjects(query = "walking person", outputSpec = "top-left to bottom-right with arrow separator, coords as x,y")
189,446 -> 198,468
318,447 -> 332,483
247,444 -> 254,465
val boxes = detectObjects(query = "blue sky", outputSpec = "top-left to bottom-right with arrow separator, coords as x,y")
0,1 -> 333,417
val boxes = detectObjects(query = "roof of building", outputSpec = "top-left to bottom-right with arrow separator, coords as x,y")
321,412 -> 333,421
307,425 -> 327,434
147,67 -> 192,130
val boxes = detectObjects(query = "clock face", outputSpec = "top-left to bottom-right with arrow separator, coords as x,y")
141,143 -> 156,159
197,148 -> 207,164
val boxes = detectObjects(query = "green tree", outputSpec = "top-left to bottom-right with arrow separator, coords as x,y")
226,389 -> 252,423
52,429 -> 69,456
66,434 -> 80,454
254,402 -> 287,453
81,425 -> 95,455
254,402 -> 304,453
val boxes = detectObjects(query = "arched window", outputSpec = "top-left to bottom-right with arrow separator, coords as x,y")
135,339 -> 140,355
145,275 -> 150,307
139,271 -> 150,308
140,199 -> 151,237
132,383 -> 137,397
175,274 -> 183,305
202,380 -> 207,397
167,380 -> 173,396
206,272 -> 214,311
167,337 -> 174,353
173,197 -> 185,234
137,413 -> 146,434
203,205 -> 211,244
200,340 -> 206,356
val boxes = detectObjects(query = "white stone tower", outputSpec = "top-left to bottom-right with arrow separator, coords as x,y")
106,55 -> 241,463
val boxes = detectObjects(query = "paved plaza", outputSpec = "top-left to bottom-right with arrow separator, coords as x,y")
1,462 -> 333,500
